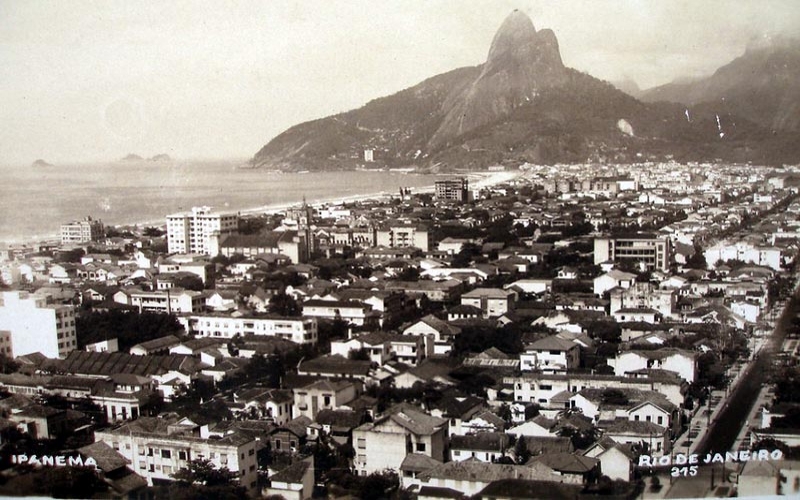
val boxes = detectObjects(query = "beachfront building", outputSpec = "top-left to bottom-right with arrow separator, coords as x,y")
435,178 -> 470,202
94,416 -> 259,496
166,206 -> 239,255
60,216 -> 104,245
593,234 -> 671,272
179,314 -> 318,345
0,290 -> 77,359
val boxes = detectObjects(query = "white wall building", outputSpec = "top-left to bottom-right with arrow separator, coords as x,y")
0,291 -> 77,358
167,206 -> 239,255
179,314 -> 318,345
94,417 -> 259,496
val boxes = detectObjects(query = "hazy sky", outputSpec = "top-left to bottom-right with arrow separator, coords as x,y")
1,0 -> 798,164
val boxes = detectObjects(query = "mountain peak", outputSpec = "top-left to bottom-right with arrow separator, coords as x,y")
428,11 -> 567,147
488,10 -> 537,60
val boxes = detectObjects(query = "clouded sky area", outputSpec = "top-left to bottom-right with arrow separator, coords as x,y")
1,0 -> 798,164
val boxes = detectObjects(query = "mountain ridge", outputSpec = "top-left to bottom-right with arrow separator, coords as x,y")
254,11 -> 800,170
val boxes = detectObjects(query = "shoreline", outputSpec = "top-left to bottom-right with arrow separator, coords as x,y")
0,169 -> 520,248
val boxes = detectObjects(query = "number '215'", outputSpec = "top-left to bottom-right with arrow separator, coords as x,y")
671,466 -> 698,477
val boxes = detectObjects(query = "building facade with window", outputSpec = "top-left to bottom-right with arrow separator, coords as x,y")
60,216 -> 104,245
94,417 -> 259,496
594,234 -> 671,272
0,291 -> 77,359
179,314 -> 318,345
166,206 -> 239,255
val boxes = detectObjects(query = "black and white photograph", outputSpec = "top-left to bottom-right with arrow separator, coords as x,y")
0,1 -> 799,498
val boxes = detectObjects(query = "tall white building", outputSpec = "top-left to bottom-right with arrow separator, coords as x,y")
166,206 -> 239,255
0,291 -> 77,359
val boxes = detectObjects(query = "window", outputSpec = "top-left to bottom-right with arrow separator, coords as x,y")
139,461 -> 146,470
357,438 -> 366,449
162,465 -> 172,474
657,416 -> 663,425
250,465 -> 255,472
248,449 -> 254,456
178,451 -> 187,460
161,449 -> 171,459
453,450 -> 460,456
416,443 -> 426,452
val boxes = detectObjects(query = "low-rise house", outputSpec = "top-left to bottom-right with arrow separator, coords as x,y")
447,304 -> 483,322
77,441 -> 148,497
603,419 -> 670,456
428,393 -> 486,436
450,433 -> 509,462
460,288 -> 516,318
415,459 -> 582,497
738,459 -> 800,498
582,438 -> 636,481
7,403 -> 68,439
309,408 -> 365,445
385,279 -> 463,303
129,335 -> 182,356
403,315 -> 461,356
301,299 -> 377,327
608,348 -> 697,383
528,452 -> 600,484
460,410 -> 506,435
593,270 -> 637,296
612,308 -> 662,323
297,355 -> 374,385
353,403 -> 447,475
269,416 -> 312,453
293,379 -> 360,420
263,457 -> 315,500
505,371 -> 686,410
519,335 -> 580,373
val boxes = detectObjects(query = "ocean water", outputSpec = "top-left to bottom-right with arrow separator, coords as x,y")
0,160 -> 440,243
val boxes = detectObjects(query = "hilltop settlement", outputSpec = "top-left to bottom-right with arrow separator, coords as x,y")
2,161 -> 800,498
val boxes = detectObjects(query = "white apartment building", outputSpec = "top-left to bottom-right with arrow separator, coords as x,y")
166,206 -> 239,255
179,314 -> 318,345
60,216 -> 104,245
0,291 -> 77,358
376,224 -> 429,252
116,288 -> 203,314
594,234 -> 671,272
94,417 -> 259,496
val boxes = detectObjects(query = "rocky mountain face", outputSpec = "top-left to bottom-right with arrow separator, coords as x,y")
253,12 -> 800,170
638,37 -> 800,133
429,11 -> 568,148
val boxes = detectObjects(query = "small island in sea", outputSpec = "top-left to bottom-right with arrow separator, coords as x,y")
30,159 -> 53,167
119,153 -> 172,162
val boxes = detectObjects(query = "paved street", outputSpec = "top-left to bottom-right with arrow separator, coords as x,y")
655,293 -> 798,499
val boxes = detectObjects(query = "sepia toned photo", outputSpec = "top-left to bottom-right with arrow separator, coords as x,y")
0,1 -> 799,498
